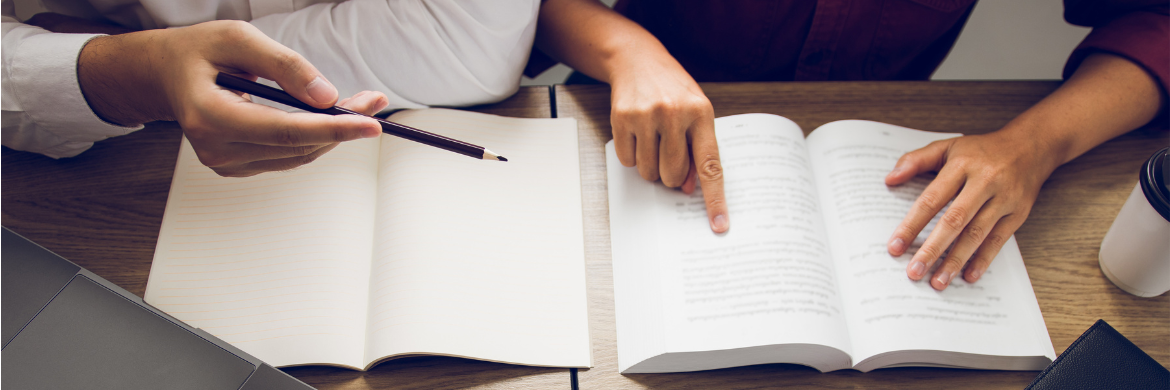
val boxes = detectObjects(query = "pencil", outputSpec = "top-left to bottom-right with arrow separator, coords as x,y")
215,72 -> 507,162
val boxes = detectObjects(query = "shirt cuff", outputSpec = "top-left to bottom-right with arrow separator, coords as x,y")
1063,11 -> 1169,101
7,32 -> 143,157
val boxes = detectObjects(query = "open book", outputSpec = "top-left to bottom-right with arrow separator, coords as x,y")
145,109 -> 592,370
607,114 -> 1055,373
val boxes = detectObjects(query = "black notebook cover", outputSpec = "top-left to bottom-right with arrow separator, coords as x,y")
1026,319 -> 1169,390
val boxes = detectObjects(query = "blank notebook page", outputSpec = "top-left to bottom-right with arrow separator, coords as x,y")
146,137 -> 381,369
366,109 -> 591,368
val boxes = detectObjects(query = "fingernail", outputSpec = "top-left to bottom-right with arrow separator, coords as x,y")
889,237 -> 905,254
908,261 -> 925,279
967,268 -> 983,282
934,271 -> 954,288
887,165 -> 903,177
362,122 -> 381,138
711,214 -> 728,233
910,251 -> 928,268
306,76 -> 337,106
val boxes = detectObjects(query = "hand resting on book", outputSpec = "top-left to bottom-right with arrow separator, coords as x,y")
884,131 -> 1056,291
884,53 -> 1165,291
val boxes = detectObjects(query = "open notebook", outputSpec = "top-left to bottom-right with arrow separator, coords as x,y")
145,108 -> 592,370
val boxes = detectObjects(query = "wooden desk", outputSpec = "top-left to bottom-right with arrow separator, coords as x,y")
1,86 -> 571,390
556,82 -> 1170,389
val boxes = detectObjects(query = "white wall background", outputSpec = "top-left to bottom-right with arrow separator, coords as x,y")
521,0 -> 1092,85
931,0 -> 1090,80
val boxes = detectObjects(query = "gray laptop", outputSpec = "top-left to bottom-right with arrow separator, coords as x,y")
2,227 -> 315,390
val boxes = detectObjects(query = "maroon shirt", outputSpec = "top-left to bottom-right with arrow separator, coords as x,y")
612,0 -> 978,82
529,0 -> 1169,114
1062,0 -> 1169,97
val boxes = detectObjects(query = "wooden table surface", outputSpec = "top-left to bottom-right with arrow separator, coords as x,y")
5,82 -> 1167,390
1,86 -> 572,390
556,82 -> 1170,390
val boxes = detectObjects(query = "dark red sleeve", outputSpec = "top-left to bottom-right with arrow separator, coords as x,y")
1063,3 -> 1169,118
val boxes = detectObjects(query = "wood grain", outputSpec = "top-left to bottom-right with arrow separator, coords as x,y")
1,86 -> 570,390
556,81 -> 1169,390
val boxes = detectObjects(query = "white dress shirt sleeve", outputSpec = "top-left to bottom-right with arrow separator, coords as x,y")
249,0 -> 540,110
2,0 -> 143,158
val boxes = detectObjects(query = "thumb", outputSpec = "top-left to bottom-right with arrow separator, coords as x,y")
885,138 -> 952,186
207,21 -> 338,108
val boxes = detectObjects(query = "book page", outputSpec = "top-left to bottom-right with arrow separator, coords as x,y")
363,109 -> 591,368
805,121 -> 1054,370
608,114 -> 852,373
145,137 -> 380,369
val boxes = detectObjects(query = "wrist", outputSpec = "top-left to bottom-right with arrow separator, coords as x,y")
994,118 -> 1071,176
607,42 -> 693,87
993,53 -> 1163,172
77,30 -> 173,126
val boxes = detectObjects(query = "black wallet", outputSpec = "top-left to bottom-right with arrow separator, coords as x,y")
1026,319 -> 1169,389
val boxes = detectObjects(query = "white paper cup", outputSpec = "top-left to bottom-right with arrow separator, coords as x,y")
1099,147 -> 1170,297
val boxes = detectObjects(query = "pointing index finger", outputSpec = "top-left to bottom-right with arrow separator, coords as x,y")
689,116 -> 728,233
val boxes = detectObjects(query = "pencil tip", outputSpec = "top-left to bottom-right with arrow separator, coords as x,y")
498,156 -> 508,162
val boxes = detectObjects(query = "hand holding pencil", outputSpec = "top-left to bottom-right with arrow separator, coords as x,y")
216,73 -> 507,162
77,20 -> 503,178
76,21 -> 398,177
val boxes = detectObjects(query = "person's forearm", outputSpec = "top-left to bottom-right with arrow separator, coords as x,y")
999,53 -> 1164,170
78,30 -> 172,126
534,0 -> 682,85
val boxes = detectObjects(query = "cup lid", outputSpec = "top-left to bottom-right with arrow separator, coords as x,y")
1140,147 -> 1170,222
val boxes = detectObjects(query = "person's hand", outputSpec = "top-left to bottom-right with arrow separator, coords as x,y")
533,0 -> 729,233
885,130 -> 1062,290
609,58 -> 729,233
885,52 -> 1164,292
77,20 -> 383,177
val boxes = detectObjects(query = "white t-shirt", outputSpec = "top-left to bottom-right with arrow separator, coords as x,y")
1,0 -> 539,158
